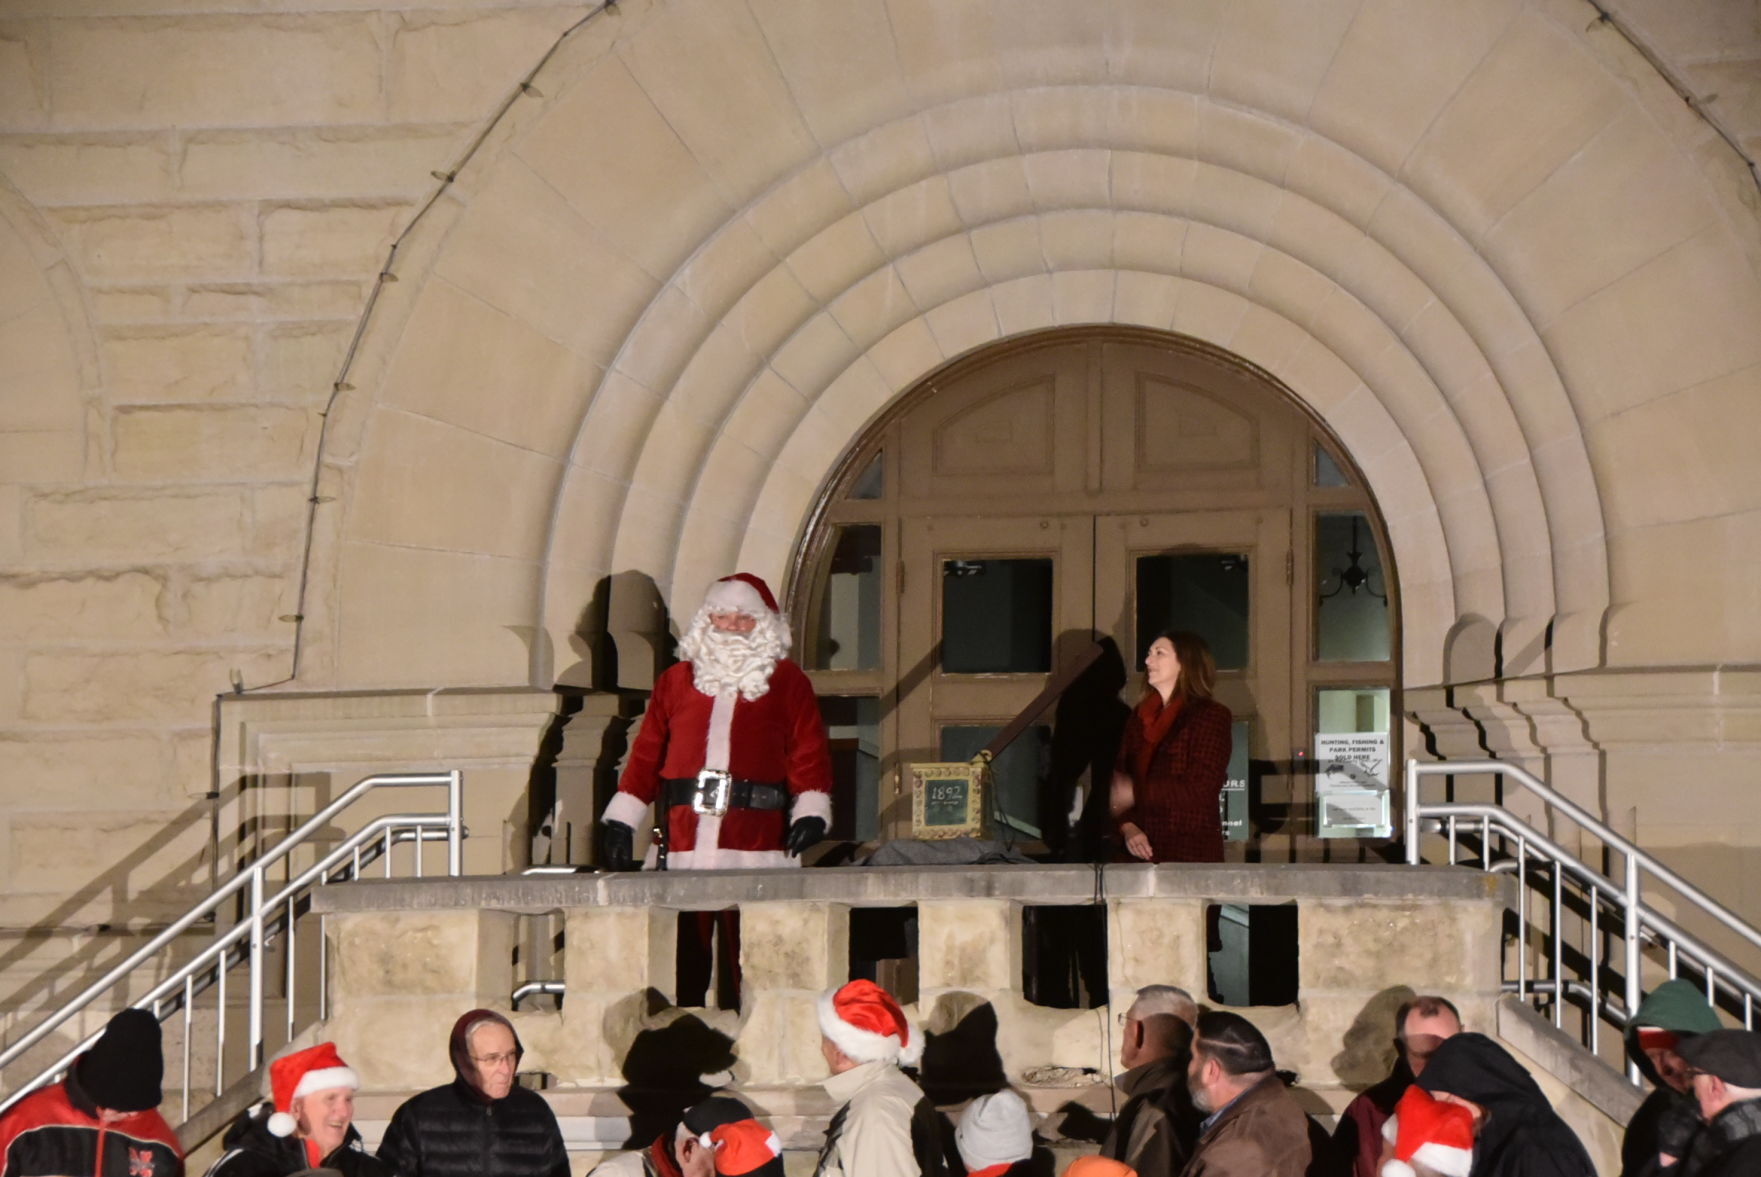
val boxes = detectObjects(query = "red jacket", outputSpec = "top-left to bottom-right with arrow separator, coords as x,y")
0,1079 -> 182,1177
1114,696 -> 1233,863
604,659 -> 832,868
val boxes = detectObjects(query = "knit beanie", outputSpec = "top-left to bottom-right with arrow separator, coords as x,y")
76,1009 -> 163,1113
1061,1158 -> 1135,1177
956,1090 -> 1034,1170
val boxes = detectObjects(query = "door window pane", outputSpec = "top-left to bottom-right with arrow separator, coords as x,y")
1314,687 -> 1392,838
808,525 -> 882,670
1314,443 -> 1350,487
848,451 -> 884,500
822,696 -> 880,842
940,724 -> 1050,839
940,558 -> 1053,673
1135,553 -> 1249,670
1315,511 -> 1390,661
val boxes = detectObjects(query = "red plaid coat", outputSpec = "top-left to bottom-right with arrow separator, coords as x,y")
1114,696 -> 1233,862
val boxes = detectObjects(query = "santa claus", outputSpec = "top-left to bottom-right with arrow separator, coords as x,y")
599,573 -> 833,870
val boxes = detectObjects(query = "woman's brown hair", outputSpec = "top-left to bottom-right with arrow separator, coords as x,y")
1148,628 -> 1216,702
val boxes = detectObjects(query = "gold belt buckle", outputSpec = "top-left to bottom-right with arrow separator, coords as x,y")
693,769 -> 732,816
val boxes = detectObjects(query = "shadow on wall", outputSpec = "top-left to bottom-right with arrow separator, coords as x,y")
1330,984 -> 1415,1090
0,795 -> 216,1069
920,992 -> 1009,1104
613,995 -> 738,1149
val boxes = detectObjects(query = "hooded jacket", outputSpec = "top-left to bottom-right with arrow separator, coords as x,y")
376,1011 -> 569,1177
1619,980 -> 1722,1177
1413,1034 -> 1594,1177
1103,1053 -> 1201,1177
203,1104 -> 388,1177
0,1066 -> 183,1177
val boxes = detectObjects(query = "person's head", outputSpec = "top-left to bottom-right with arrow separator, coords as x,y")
1119,985 -> 1196,1070
1379,1085 -> 1474,1177
817,979 -> 921,1076
1186,1011 -> 1275,1113
955,1090 -> 1034,1174
1626,979 -> 1723,1095
447,1009 -> 524,1102
264,1042 -> 359,1158
1678,1029 -> 1761,1123
1143,630 -> 1215,704
1061,1159 -> 1136,1177
1396,996 -> 1463,1078
75,1008 -> 164,1117
679,574 -> 792,701
1412,1033 -> 1546,1128
672,1097 -> 753,1177
1636,1029 -> 1694,1095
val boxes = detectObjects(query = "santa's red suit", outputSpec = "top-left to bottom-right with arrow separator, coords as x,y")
601,574 -> 832,869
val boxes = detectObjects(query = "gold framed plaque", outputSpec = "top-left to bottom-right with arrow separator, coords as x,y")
909,761 -> 986,840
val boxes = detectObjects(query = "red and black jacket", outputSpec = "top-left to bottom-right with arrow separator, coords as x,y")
0,1073 -> 183,1177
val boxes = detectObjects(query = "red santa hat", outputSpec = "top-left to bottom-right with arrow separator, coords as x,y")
702,573 -> 780,617
264,1041 -> 358,1138
704,1119 -> 785,1177
817,979 -> 922,1066
1381,1086 -> 1474,1177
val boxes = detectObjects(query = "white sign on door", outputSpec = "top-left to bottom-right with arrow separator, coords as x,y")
1315,730 -> 1391,837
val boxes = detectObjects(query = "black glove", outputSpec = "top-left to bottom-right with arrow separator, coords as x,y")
600,821 -> 634,871
785,816 -> 827,858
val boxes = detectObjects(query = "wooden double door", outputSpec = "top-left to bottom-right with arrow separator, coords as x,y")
795,329 -> 1394,858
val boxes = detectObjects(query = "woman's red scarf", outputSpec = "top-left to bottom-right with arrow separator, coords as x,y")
1131,691 -> 1185,786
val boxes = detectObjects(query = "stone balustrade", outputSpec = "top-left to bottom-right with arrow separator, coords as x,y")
316,862 -> 1511,1159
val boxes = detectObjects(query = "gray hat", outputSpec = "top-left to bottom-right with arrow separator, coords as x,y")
1678,1029 -> 1761,1088
956,1090 -> 1033,1170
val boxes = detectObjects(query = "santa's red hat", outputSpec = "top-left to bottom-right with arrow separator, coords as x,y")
264,1041 -> 358,1137
702,573 -> 779,617
817,979 -> 922,1066
1381,1086 -> 1474,1177
704,1118 -> 785,1177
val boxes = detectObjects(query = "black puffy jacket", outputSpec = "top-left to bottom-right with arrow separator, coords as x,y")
204,1104 -> 390,1177
375,1011 -> 567,1177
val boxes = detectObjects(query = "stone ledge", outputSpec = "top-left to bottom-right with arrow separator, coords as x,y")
314,863 -> 1513,914
1496,996 -> 1642,1124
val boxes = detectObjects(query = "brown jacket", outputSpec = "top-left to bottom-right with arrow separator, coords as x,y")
1178,1074 -> 1311,1177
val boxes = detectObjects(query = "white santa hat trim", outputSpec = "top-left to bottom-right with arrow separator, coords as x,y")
702,576 -> 776,617
1409,1143 -> 1472,1177
266,1064 -> 358,1136
817,981 -> 923,1066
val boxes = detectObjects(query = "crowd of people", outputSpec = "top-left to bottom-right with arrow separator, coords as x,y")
4,979 -> 1759,1177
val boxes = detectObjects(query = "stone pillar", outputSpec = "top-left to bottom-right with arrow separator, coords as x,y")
546,693 -> 636,865
326,908 -> 518,1090
555,905 -> 678,1085
733,901 -> 846,1084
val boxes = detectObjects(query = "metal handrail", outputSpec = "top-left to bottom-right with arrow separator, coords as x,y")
0,771 -> 462,1118
1405,759 -> 1760,1076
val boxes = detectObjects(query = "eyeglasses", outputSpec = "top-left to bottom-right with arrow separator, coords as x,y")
1116,1012 -> 1135,1028
471,1051 -> 518,1068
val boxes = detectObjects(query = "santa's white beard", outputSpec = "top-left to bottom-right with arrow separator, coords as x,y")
677,611 -> 789,700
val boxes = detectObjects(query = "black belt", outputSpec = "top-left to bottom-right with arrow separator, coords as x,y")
662,773 -> 789,815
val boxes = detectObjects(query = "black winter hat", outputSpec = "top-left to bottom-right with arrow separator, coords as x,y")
77,1008 -> 163,1112
1678,1029 -> 1761,1088
681,1095 -> 753,1137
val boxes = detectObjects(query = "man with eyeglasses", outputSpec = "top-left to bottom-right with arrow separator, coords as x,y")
1103,986 -> 1201,1177
1677,1029 -> 1761,1177
377,1009 -> 568,1177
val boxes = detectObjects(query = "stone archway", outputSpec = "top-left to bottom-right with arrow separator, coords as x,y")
299,0 -> 1761,700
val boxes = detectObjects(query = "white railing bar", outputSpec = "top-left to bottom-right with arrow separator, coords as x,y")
1424,804 -> 1761,1007
0,774 -> 456,1075
1589,886 -> 1601,1056
1409,760 -> 1761,956
1553,864 -> 1565,1029
0,813 -> 458,1112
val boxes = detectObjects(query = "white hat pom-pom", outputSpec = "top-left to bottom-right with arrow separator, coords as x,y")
1380,1161 -> 1415,1177
267,1110 -> 297,1137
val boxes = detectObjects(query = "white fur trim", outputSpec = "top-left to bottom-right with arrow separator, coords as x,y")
790,790 -> 833,825
291,1065 -> 357,1101
1382,1114 -> 1399,1144
667,846 -> 796,870
603,790 -> 649,830
1379,1162 -> 1414,1177
705,691 -> 735,771
268,1111 -> 297,1137
1410,1143 -> 1472,1177
816,989 -> 923,1065
703,579 -> 772,616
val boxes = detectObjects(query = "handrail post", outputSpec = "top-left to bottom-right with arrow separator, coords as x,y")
1404,759 -> 1421,864
1625,849 -> 1643,1081
248,864 -> 265,1069
447,770 -> 463,876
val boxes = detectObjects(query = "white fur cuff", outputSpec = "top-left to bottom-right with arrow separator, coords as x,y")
603,790 -> 649,830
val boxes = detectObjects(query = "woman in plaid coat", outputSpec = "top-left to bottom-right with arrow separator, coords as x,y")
1109,630 -> 1233,863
